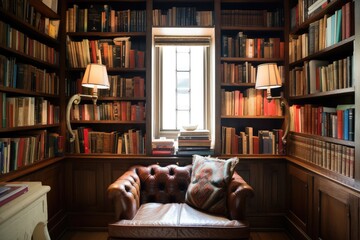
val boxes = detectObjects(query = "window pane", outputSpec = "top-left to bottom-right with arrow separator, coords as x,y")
177,52 -> 189,71
177,92 -> 190,110
177,72 -> 190,89
177,111 -> 189,129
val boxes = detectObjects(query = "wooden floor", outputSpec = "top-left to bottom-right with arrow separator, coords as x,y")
59,231 -> 292,240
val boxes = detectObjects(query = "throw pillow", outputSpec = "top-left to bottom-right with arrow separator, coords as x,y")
185,155 -> 239,215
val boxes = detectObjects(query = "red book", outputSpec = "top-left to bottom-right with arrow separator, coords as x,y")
17,138 -> 25,168
252,136 -> 259,154
136,51 -> 145,68
129,49 -> 136,68
83,127 -> 90,154
344,1 -> 354,39
337,110 -> 343,139
0,183 -> 28,207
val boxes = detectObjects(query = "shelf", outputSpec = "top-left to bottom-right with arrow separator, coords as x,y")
70,120 -> 146,124
0,86 -> 60,98
289,131 -> 355,148
0,156 -> 64,182
221,57 -> 284,63
68,67 -> 146,73
289,87 -> 355,101
67,32 -> 146,39
289,36 -> 355,67
221,26 -> 284,32
68,0 -> 146,3
221,116 -> 284,119
0,124 -> 61,133
97,97 -> 146,101
290,0 -> 351,35
29,0 -> 59,19
0,46 -> 59,70
286,156 -> 359,192
0,10 -> 59,48
221,0 -> 283,3
221,83 -> 255,87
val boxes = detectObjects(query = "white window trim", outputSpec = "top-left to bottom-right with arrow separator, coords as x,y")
151,27 -> 215,147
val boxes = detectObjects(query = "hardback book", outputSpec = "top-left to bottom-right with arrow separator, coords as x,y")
0,183 -> 28,207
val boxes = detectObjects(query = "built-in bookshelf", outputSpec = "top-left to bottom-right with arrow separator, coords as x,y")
287,0 -> 356,179
219,0 -> 286,156
65,0 -> 147,155
0,0 -> 63,175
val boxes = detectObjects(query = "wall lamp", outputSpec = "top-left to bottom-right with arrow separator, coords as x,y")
255,63 -> 290,145
66,64 -> 110,142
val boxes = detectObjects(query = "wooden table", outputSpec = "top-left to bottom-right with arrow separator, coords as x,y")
0,182 -> 51,240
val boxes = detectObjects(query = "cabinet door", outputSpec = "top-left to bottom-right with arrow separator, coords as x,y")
287,164 -> 313,238
314,177 -> 359,240
66,161 -> 105,211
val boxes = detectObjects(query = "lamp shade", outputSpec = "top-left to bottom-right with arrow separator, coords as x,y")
81,64 -> 110,89
255,63 -> 282,89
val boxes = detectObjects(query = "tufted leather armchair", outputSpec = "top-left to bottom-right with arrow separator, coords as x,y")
107,164 -> 254,239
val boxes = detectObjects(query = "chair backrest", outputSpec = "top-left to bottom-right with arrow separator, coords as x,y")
131,164 -> 192,204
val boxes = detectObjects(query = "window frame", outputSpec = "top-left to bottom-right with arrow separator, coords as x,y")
151,27 -> 215,145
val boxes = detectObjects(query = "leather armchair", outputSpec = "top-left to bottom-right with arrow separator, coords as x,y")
107,164 -> 254,239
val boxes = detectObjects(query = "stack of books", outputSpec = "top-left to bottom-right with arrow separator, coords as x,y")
177,130 -> 213,156
152,138 -> 175,155
0,183 -> 28,207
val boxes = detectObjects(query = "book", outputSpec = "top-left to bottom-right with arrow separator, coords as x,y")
0,183 -> 28,207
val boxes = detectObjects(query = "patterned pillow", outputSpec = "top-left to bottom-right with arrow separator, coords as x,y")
185,155 -> 239,215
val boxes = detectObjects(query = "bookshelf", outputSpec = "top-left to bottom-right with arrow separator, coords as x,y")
286,0 -> 359,239
65,0 -> 148,155
287,0 -> 356,180
0,0 -> 63,175
217,0 -> 287,155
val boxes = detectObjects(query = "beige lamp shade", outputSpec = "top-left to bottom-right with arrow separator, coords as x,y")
255,63 -> 282,89
81,64 -> 110,89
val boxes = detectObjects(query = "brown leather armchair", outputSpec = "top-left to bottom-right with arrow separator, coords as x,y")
107,164 -> 254,239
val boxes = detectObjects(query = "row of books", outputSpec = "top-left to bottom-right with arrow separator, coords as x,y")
99,76 -> 145,98
0,21 -> 59,64
288,133 -> 354,178
221,88 -> 283,117
66,4 -> 146,33
222,33 -> 284,59
69,127 -> 145,154
222,126 -> 284,155
0,94 -> 59,128
289,104 -> 355,141
221,62 -> 284,85
0,130 -> 64,174
289,2 -> 354,63
290,0 -> 325,29
0,55 -> 59,95
66,37 -> 145,69
0,0 -> 59,39
177,129 -> 213,156
152,8 -> 213,27
67,75 -> 145,98
221,8 -> 284,27
70,101 -> 145,122
289,57 -> 353,97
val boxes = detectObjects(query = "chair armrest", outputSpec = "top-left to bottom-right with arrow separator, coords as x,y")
227,172 -> 254,220
107,169 -> 141,220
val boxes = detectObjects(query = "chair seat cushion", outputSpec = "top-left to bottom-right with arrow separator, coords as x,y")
108,203 -> 249,239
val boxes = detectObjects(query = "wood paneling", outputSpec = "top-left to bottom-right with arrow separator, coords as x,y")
287,164 -> 313,238
314,177 -> 359,240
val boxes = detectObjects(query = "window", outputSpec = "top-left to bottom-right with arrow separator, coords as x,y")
161,45 -> 205,130
152,28 -> 215,143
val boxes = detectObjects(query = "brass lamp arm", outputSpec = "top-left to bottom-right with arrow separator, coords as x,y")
266,95 -> 290,146
66,93 -> 98,142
